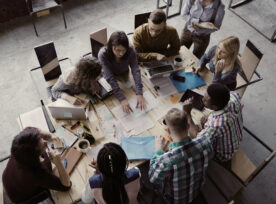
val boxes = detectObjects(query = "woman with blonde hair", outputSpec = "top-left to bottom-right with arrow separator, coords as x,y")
195,36 -> 241,90
52,56 -> 102,105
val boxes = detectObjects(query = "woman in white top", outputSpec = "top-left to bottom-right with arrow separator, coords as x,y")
82,143 -> 140,204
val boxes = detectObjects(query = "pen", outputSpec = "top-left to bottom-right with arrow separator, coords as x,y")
80,122 -> 90,132
91,104 -> 101,122
71,121 -> 80,130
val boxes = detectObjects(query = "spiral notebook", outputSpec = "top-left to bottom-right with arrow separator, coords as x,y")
121,136 -> 155,160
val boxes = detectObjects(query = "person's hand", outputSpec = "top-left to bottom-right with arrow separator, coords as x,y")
200,115 -> 208,127
90,158 -> 100,174
48,151 -> 61,165
92,81 -> 101,95
156,54 -> 167,61
136,94 -> 147,111
193,66 -> 202,75
191,22 -> 200,31
215,59 -> 225,74
155,135 -> 169,151
183,97 -> 193,114
121,99 -> 133,114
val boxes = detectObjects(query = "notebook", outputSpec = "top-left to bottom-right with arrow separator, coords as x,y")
121,136 -> 155,160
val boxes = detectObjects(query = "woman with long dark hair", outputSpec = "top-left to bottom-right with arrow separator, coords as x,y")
2,127 -> 71,203
82,143 -> 140,204
98,31 -> 146,113
52,56 -> 102,105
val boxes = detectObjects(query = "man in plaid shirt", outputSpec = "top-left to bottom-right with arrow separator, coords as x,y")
149,108 -> 213,204
184,83 -> 243,168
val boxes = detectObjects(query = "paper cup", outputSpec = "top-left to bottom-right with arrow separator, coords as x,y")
174,55 -> 185,66
77,139 -> 90,153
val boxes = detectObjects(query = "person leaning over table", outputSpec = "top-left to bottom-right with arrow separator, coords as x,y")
195,36 -> 241,90
183,83 -> 243,170
51,56 -> 102,105
133,9 -> 180,62
149,108 -> 213,204
2,127 -> 71,203
82,142 -> 140,204
98,31 -> 146,114
181,0 -> 225,58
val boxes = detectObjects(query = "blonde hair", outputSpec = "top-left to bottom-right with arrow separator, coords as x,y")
65,57 -> 102,93
165,108 -> 188,135
214,36 -> 241,73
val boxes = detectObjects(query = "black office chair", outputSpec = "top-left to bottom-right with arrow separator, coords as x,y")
83,28 -> 108,58
30,41 -> 71,102
25,0 -> 67,37
127,12 -> 151,35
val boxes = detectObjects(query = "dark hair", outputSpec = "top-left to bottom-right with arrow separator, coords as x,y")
11,128 -> 43,171
71,56 -> 102,92
106,31 -> 129,62
149,9 -> 167,24
97,143 -> 129,204
207,83 -> 230,110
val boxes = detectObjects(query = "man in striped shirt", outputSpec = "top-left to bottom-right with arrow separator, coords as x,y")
149,108 -> 213,204
183,83 -> 243,168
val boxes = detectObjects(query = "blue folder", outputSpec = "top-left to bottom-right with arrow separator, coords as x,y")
170,72 -> 206,93
121,136 -> 155,160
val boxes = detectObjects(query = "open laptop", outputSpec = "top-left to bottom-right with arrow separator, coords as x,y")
144,61 -> 180,79
48,99 -> 88,120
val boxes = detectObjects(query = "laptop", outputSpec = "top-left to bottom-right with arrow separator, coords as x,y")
48,99 -> 88,120
95,77 -> 113,100
144,61 -> 180,79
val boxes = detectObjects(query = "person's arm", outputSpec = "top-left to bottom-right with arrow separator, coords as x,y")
162,28 -> 181,57
149,135 -> 170,187
182,0 -> 193,22
49,152 -> 71,187
182,98 -> 200,138
82,181 -> 94,204
51,76 -> 66,100
198,46 -> 216,70
133,26 -> 160,61
213,64 -> 238,86
98,49 -> 126,101
129,48 -> 143,96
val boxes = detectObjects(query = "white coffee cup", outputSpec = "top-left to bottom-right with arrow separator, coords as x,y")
174,55 -> 185,66
77,139 -> 90,153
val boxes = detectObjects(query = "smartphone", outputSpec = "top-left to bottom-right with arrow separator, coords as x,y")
172,74 -> 186,82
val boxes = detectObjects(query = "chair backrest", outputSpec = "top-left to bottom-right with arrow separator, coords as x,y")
90,28 -> 107,58
240,40 -> 263,82
134,12 -> 151,29
25,0 -> 33,12
34,42 -> 61,84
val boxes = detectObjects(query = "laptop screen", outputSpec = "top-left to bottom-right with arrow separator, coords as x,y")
90,38 -> 104,58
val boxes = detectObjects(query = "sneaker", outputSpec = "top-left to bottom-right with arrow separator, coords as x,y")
124,81 -> 133,89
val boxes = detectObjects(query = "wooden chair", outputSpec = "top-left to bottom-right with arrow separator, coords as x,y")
127,12 -> 151,35
235,40 -> 263,97
25,0 -> 67,37
30,41 -> 71,102
83,28 -> 108,58
230,127 -> 276,186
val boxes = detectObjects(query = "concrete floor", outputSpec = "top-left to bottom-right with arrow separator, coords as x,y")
0,0 -> 275,203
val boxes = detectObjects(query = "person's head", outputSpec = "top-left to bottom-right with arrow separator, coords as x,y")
202,83 -> 230,110
67,56 -> 102,92
106,31 -> 129,61
11,127 -> 46,170
215,36 -> 240,65
148,9 -> 167,38
97,142 -> 129,204
165,108 -> 189,140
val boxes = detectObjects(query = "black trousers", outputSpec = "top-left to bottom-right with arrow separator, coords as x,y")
180,24 -> 210,59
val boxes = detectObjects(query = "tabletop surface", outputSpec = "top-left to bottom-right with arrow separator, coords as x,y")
17,46 -> 247,204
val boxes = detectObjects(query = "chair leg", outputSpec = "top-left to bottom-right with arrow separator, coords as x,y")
31,15 -> 38,37
60,6 -> 67,29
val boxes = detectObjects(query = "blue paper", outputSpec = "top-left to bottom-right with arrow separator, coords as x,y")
121,136 -> 155,160
170,72 -> 206,93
